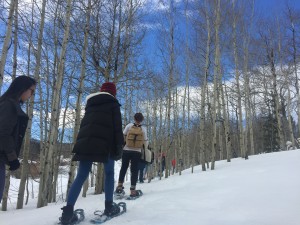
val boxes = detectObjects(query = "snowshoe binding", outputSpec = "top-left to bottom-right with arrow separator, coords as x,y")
126,190 -> 143,200
90,202 -> 126,224
114,186 -> 125,200
59,206 -> 85,225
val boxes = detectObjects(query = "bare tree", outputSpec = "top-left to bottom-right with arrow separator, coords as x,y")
37,0 -> 73,208
17,0 -> 47,209
0,0 -> 17,91
232,0 -> 245,159
210,0 -> 221,170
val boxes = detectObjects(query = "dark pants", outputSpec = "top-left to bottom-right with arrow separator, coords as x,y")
138,161 -> 146,182
0,162 -> 5,202
67,159 -> 114,206
118,151 -> 141,187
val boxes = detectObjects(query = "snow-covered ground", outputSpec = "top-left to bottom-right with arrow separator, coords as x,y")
1,150 -> 300,225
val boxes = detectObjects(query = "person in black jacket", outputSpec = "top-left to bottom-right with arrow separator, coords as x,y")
0,76 -> 37,202
60,82 -> 124,225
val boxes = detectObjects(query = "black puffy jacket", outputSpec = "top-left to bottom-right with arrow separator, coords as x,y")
72,92 -> 124,162
0,98 -> 28,164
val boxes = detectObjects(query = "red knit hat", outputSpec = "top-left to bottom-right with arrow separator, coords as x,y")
100,82 -> 116,97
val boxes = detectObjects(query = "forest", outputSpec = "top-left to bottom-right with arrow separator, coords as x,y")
0,0 -> 299,211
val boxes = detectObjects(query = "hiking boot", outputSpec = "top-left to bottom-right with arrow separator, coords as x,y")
60,205 -> 78,225
115,185 -> 124,194
130,190 -> 140,197
104,201 -> 120,217
130,189 -> 142,197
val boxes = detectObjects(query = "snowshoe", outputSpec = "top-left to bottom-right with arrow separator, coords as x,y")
90,202 -> 126,224
126,190 -> 143,200
58,208 -> 85,225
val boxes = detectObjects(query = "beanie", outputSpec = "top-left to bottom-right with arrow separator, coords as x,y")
100,82 -> 116,97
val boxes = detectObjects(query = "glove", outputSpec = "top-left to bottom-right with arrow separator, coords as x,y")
9,159 -> 20,171
113,145 -> 123,161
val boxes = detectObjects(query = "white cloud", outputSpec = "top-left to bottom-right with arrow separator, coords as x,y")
141,0 -> 184,12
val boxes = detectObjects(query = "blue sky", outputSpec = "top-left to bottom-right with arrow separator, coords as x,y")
256,0 -> 300,12
140,0 -> 300,75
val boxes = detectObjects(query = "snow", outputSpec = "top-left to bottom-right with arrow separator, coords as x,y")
1,150 -> 300,225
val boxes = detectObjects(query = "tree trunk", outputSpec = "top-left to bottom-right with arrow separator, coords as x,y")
67,0 -> 93,198
268,48 -> 285,150
232,0 -> 245,159
95,163 -> 104,194
211,0 -> 221,170
12,0 -> 18,80
165,0 -> 177,178
37,0 -> 73,208
222,84 -> 231,162
17,0 -> 47,209
1,167 -> 10,211
0,0 -> 17,91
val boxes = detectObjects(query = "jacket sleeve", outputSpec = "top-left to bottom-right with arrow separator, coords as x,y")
112,103 -> 124,147
0,100 -> 18,161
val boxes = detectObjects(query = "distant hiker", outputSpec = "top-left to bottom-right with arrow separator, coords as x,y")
138,160 -> 146,183
0,76 -> 37,202
60,82 -> 124,225
115,113 -> 148,198
157,151 -> 166,176
171,158 -> 176,174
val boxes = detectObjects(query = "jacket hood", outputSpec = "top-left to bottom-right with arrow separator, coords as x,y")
86,92 -> 114,102
85,92 -> 120,108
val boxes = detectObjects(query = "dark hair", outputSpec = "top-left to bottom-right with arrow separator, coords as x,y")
134,113 -> 144,123
0,76 -> 37,102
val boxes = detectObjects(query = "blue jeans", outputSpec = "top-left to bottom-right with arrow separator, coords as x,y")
0,162 -> 5,202
67,159 -> 115,206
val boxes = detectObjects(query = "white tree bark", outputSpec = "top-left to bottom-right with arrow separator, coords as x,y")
37,0 -> 73,208
232,0 -> 245,158
17,0 -> 47,209
211,0 -> 221,170
0,0 -> 17,91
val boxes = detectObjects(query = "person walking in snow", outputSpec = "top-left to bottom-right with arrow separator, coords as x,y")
115,113 -> 148,198
60,82 -> 124,225
138,159 -> 146,183
171,158 -> 176,174
0,76 -> 37,202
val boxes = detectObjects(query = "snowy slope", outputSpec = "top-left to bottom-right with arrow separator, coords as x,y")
0,150 -> 299,225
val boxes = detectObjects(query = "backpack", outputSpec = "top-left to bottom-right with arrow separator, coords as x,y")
126,123 -> 144,148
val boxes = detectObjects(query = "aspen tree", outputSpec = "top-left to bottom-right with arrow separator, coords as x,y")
275,14 -> 294,148
232,0 -> 245,158
181,0 -> 190,175
211,0 -> 221,170
37,0 -> 73,208
12,0 -> 18,80
286,5 -> 299,145
243,0 -> 255,156
53,74 -> 74,202
223,84 -> 232,162
267,47 -> 285,150
200,0 -> 211,171
66,0 -> 92,197
17,0 -> 47,209
0,0 -> 17,91
95,163 -> 104,194
1,0 -> 17,211
164,0 -> 177,178
1,169 -> 10,211
150,90 -> 158,181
